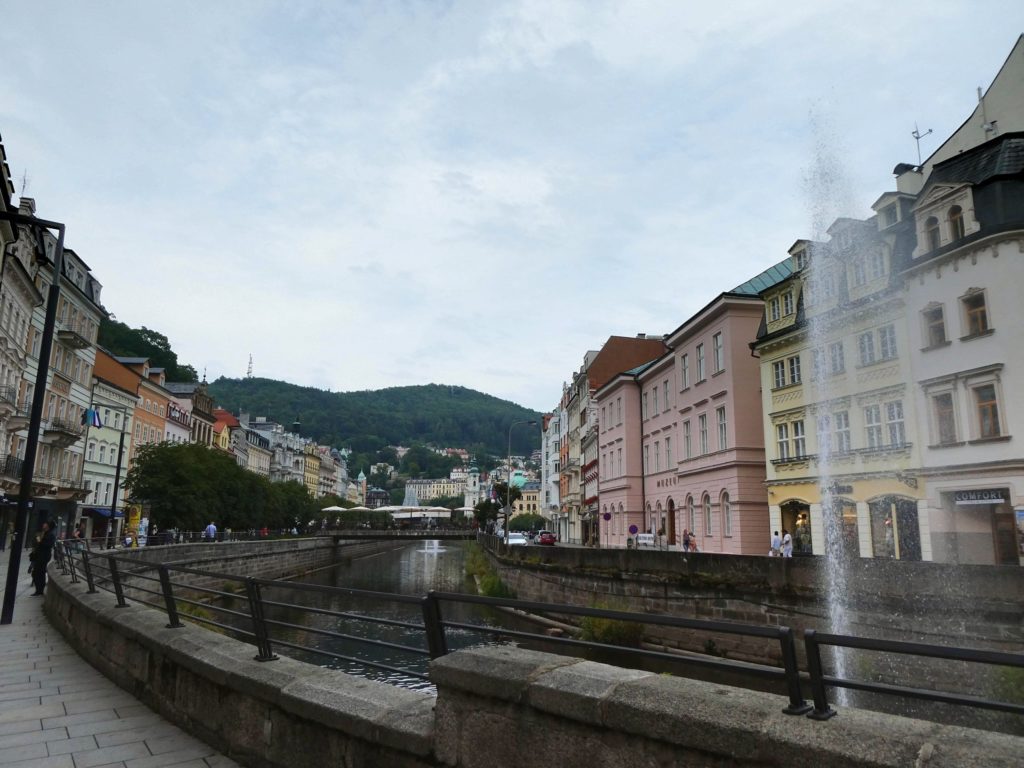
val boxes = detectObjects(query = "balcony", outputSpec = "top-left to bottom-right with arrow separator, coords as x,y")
0,387 -> 17,420
6,402 -> 32,432
57,320 -> 94,350
42,417 -> 85,448
0,454 -> 24,485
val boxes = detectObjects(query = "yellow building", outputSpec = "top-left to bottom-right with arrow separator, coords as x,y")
753,226 -> 927,561
512,482 -> 541,519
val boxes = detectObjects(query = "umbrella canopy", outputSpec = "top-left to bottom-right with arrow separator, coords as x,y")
453,506 -> 475,512
320,505 -> 347,513
346,505 -> 372,512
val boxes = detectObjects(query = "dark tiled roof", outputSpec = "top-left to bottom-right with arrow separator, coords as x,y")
929,133 -> 1024,186
731,259 -> 793,295
165,382 -> 199,395
114,356 -> 148,365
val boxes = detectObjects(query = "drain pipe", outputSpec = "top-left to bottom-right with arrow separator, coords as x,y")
633,372 -> 647,535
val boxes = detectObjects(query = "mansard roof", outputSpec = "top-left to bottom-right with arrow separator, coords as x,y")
927,132 -> 1024,187
730,258 -> 793,295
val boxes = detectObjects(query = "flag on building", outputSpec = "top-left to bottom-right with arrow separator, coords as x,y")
81,407 -> 103,428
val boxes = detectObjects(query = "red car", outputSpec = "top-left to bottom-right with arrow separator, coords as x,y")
537,531 -> 557,545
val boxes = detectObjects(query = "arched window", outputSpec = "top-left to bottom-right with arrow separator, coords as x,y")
721,491 -> 732,537
98,445 -> 106,464
948,206 -> 964,240
687,495 -> 695,533
925,216 -> 940,251
703,493 -> 712,536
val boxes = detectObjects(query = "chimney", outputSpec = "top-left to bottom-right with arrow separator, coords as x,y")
18,197 -> 36,215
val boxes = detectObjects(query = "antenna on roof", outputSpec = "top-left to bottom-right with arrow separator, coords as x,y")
911,123 -> 933,166
19,170 -> 29,196
246,354 -> 253,378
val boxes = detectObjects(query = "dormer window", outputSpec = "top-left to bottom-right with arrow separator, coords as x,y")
948,205 -> 965,240
925,216 -> 940,251
793,250 -> 807,270
769,297 -> 780,322
881,204 -> 898,228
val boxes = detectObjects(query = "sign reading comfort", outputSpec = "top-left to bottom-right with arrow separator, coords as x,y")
954,488 -> 1008,505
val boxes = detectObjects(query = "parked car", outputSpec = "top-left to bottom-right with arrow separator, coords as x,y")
537,531 -> 557,546
507,533 -> 529,546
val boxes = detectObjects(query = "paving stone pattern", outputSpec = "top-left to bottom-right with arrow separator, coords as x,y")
0,550 -> 240,768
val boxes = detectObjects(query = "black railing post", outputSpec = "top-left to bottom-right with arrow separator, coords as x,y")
66,544 -> 80,584
804,630 -> 837,720
245,578 -> 278,662
778,626 -> 812,715
54,541 -> 67,574
421,591 -> 448,659
158,566 -> 182,628
80,550 -> 97,593
108,557 -> 127,607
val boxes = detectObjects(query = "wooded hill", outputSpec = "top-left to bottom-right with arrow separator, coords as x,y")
207,377 -> 543,456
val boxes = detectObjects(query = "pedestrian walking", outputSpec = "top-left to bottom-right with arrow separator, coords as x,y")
30,519 -> 56,595
770,530 -> 781,557
782,529 -> 793,558
204,521 -> 218,542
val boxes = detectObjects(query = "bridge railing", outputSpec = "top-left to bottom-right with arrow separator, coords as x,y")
54,541 -> 1024,723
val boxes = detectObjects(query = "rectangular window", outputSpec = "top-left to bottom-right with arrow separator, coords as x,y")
963,292 -> 989,336
879,324 -> 898,360
773,360 -> 786,389
713,332 -> 724,372
853,258 -> 866,286
933,393 -> 957,444
864,404 -> 883,449
642,393 -> 649,420
769,297 -> 780,321
717,406 -> 727,450
665,436 -> 672,467
835,411 -> 851,452
699,414 -> 708,454
886,400 -> 906,446
644,445 -> 650,474
783,292 -> 794,316
601,406 -> 606,429
617,397 -> 622,423
869,250 -> 885,280
684,421 -> 692,459
681,354 -> 689,389
924,306 -> 946,347
654,441 -> 660,472
652,387 -> 659,415
788,355 -> 801,384
617,448 -> 622,476
858,331 -> 876,366
974,384 -> 1000,438
776,423 -> 790,460
793,420 -> 805,456
812,347 -> 826,379
829,341 -> 845,375
662,381 -> 669,411
696,344 -> 706,381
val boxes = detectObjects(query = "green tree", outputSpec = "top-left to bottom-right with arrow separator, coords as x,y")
99,318 -> 198,382
509,513 -> 548,532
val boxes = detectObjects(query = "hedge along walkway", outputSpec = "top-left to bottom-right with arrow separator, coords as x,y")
0,549 -> 240,768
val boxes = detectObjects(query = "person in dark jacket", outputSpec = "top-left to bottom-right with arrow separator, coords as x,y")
30,519 -> 56,595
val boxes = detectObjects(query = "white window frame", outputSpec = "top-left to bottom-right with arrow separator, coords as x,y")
713,332 -> 724,373
864,404 -> 883,449
717,406 -> 727,451
699,414 -> 708,454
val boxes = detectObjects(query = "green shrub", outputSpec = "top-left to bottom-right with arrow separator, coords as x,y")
479,573 -> 514,598
580,607 -> 645,648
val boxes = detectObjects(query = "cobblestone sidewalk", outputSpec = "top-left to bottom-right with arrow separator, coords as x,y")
0,549 -> 240,768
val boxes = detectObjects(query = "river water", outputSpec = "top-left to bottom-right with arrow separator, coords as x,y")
263,540 -> 509,692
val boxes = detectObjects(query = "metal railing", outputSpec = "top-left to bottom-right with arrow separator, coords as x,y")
54,541 -> 1024,723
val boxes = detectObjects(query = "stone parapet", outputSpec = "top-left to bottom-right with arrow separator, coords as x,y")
431,645 -> 1021,768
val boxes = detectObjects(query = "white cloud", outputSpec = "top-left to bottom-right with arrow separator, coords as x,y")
1,0 -> 1022,413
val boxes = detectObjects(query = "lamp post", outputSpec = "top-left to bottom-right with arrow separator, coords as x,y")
504,419 -> 537,545
1,210 -> 66,625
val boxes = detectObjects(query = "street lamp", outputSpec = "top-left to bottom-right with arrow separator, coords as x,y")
0,210 -> 66,625
504,419 -> 537,545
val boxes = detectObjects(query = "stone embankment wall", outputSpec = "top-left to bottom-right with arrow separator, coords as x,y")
479,536 -> 1024,663
44,569 -> 1022,768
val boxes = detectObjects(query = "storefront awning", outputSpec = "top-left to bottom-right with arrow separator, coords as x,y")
84,507 -> 124,518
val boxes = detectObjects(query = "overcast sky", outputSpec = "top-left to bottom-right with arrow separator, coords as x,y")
1,2 -> 1020,412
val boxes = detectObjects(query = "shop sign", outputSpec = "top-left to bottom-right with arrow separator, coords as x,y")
954,488 -> 1008,505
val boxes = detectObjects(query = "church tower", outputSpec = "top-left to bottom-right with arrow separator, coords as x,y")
464,464 -> 481,508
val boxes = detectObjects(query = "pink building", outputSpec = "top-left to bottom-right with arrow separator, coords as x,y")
597,262 -> 791,553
